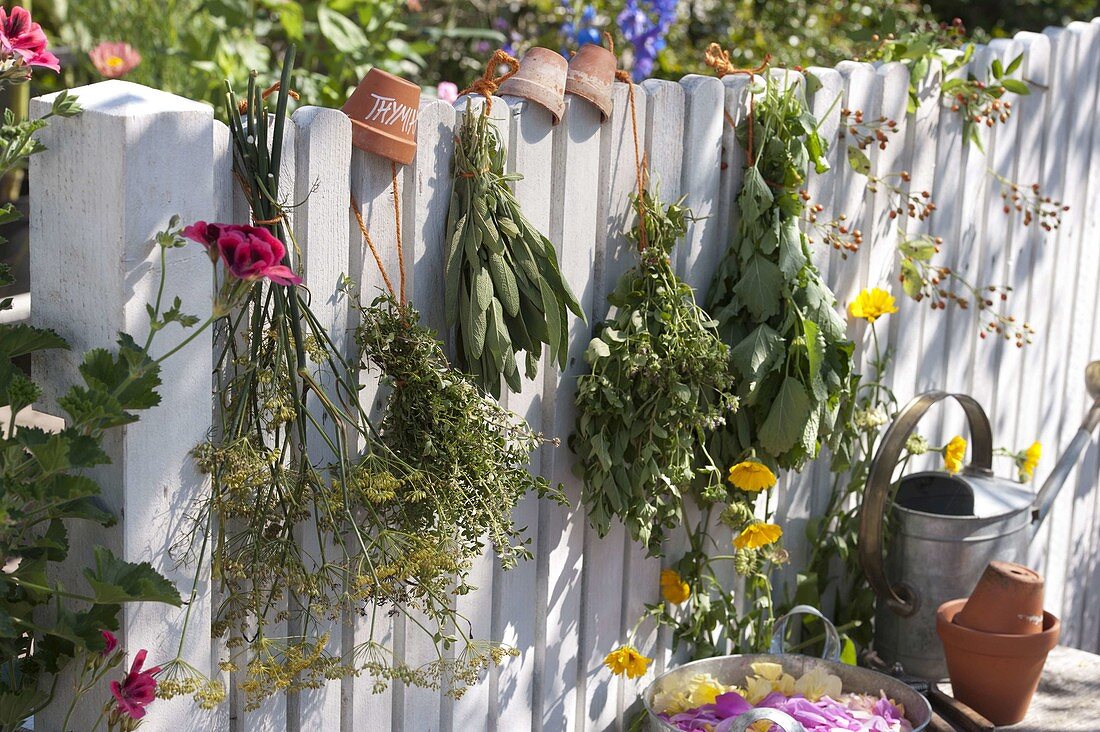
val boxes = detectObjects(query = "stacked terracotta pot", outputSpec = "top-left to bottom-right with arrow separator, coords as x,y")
936,561 -> 1060,726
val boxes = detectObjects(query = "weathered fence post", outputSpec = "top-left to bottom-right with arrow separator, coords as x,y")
29,80 -> 218,730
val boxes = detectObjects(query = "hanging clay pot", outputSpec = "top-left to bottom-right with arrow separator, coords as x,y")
956,561 -> 1045,635
936,598 -> 1060,726
565,43 -> 615,121
342,68 -> 421,165
499,47 -> 568,124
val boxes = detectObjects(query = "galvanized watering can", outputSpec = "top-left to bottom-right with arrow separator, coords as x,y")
858,362 -> 1100,679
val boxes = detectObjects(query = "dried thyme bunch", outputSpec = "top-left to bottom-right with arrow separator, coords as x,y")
356,295 -> 563,569
571,189 -> 739,553
445,103 -> 585,397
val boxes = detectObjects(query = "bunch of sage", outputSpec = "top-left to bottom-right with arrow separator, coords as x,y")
445,102 -> 584,398
571,188 -> 739,553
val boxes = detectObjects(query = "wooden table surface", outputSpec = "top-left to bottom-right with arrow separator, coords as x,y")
941,645 -> 1100,730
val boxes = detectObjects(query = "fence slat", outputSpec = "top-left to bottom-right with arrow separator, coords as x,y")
286,106 -> 351,732
29,80 -> 216,730
677,75 -> 725,293
539,94 -> 603,732
447,94 -> 511,732
635,77 -> 685,684
494,93 -> 554,732
1026,25 -> 1083,578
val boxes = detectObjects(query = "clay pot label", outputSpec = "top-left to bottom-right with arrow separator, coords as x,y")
359,92 -> 418,135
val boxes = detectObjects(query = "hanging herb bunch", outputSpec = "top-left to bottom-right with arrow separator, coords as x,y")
572,183 -> 739,554
354,293 -> 563,572
445,100 -> 585,397
183,51 -> 537,711
707,74 -> 854,473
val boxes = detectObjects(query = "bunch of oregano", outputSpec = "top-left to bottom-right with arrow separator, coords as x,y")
707,75 -> 854,472
356,295 -> 562,571
571,188 -> 739,553
445,102 -> 585,398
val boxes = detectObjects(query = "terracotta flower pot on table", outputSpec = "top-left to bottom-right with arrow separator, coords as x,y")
936,598 -> 1060,726
955,560 -> 1045,635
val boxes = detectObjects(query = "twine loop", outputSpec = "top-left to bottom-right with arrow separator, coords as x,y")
605,33 -> 649,253
704,43 -> 772,165
459,49 -> 520,112
350,161 -> 406,306
237,81 -> 301,115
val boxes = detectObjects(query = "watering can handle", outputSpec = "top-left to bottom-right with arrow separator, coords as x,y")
858,391 -> 993,618
769,604 -> 842,661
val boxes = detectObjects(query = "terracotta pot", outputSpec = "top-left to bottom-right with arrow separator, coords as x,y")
565,43 -> 616,121
937,598 -> 1060,726
956,561 -> 1045,635
342,68 -> 420,164
499,47 -> 567,124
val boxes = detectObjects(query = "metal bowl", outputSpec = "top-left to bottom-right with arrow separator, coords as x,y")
643,653 -> 931,731
642,607 -> 931,732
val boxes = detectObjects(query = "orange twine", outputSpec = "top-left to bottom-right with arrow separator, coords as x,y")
459,49 -> 520,113
237,81 -> 301,115
350,163 -> 405,306
704,43 -> 772,165
606,32 -> 650,253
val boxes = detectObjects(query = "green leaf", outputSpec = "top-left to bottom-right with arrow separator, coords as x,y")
585,338 -> 610,362
758,377 -> 811,455
733,255 -> 784,321
777,219 -> 807,278
803,318 -> 824,380
900,259 -> 923,299
83,546 -> 181,606
317,6 -> 369,53
846,146 -> 871,176
730,324 -> 784,381
0,323 -> 68,359
1000,78 -> 1030,95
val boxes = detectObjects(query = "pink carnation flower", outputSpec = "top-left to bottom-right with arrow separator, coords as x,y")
183,221 -> 302,287
0,6 -> 59,72
89,42 -> 141,79
110,649 -> 160,719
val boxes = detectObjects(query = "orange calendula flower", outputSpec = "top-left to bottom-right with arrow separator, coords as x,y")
1019,440 -> 1041,482
943,435 -> 967,474
660,569 -> 691,604
728,460 -> 777,492
733,522 -> 783,550
603,645 -> 652,679
848,287 -> 899,323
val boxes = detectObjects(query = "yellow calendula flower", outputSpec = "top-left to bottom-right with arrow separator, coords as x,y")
943,435 -> 967,474
660,569 -> 691,605
728,460 -> 778,492
1019,440 -> 1041,482
603,645 -> 652,679
794,666 -> 843,702
734,522 -> 783,550
848,287 -> 899,323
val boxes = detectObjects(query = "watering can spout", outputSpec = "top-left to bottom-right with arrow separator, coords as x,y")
1030,361 -> 1100,536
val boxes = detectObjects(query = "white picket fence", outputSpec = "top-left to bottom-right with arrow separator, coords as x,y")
25,17 -> 1100,732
